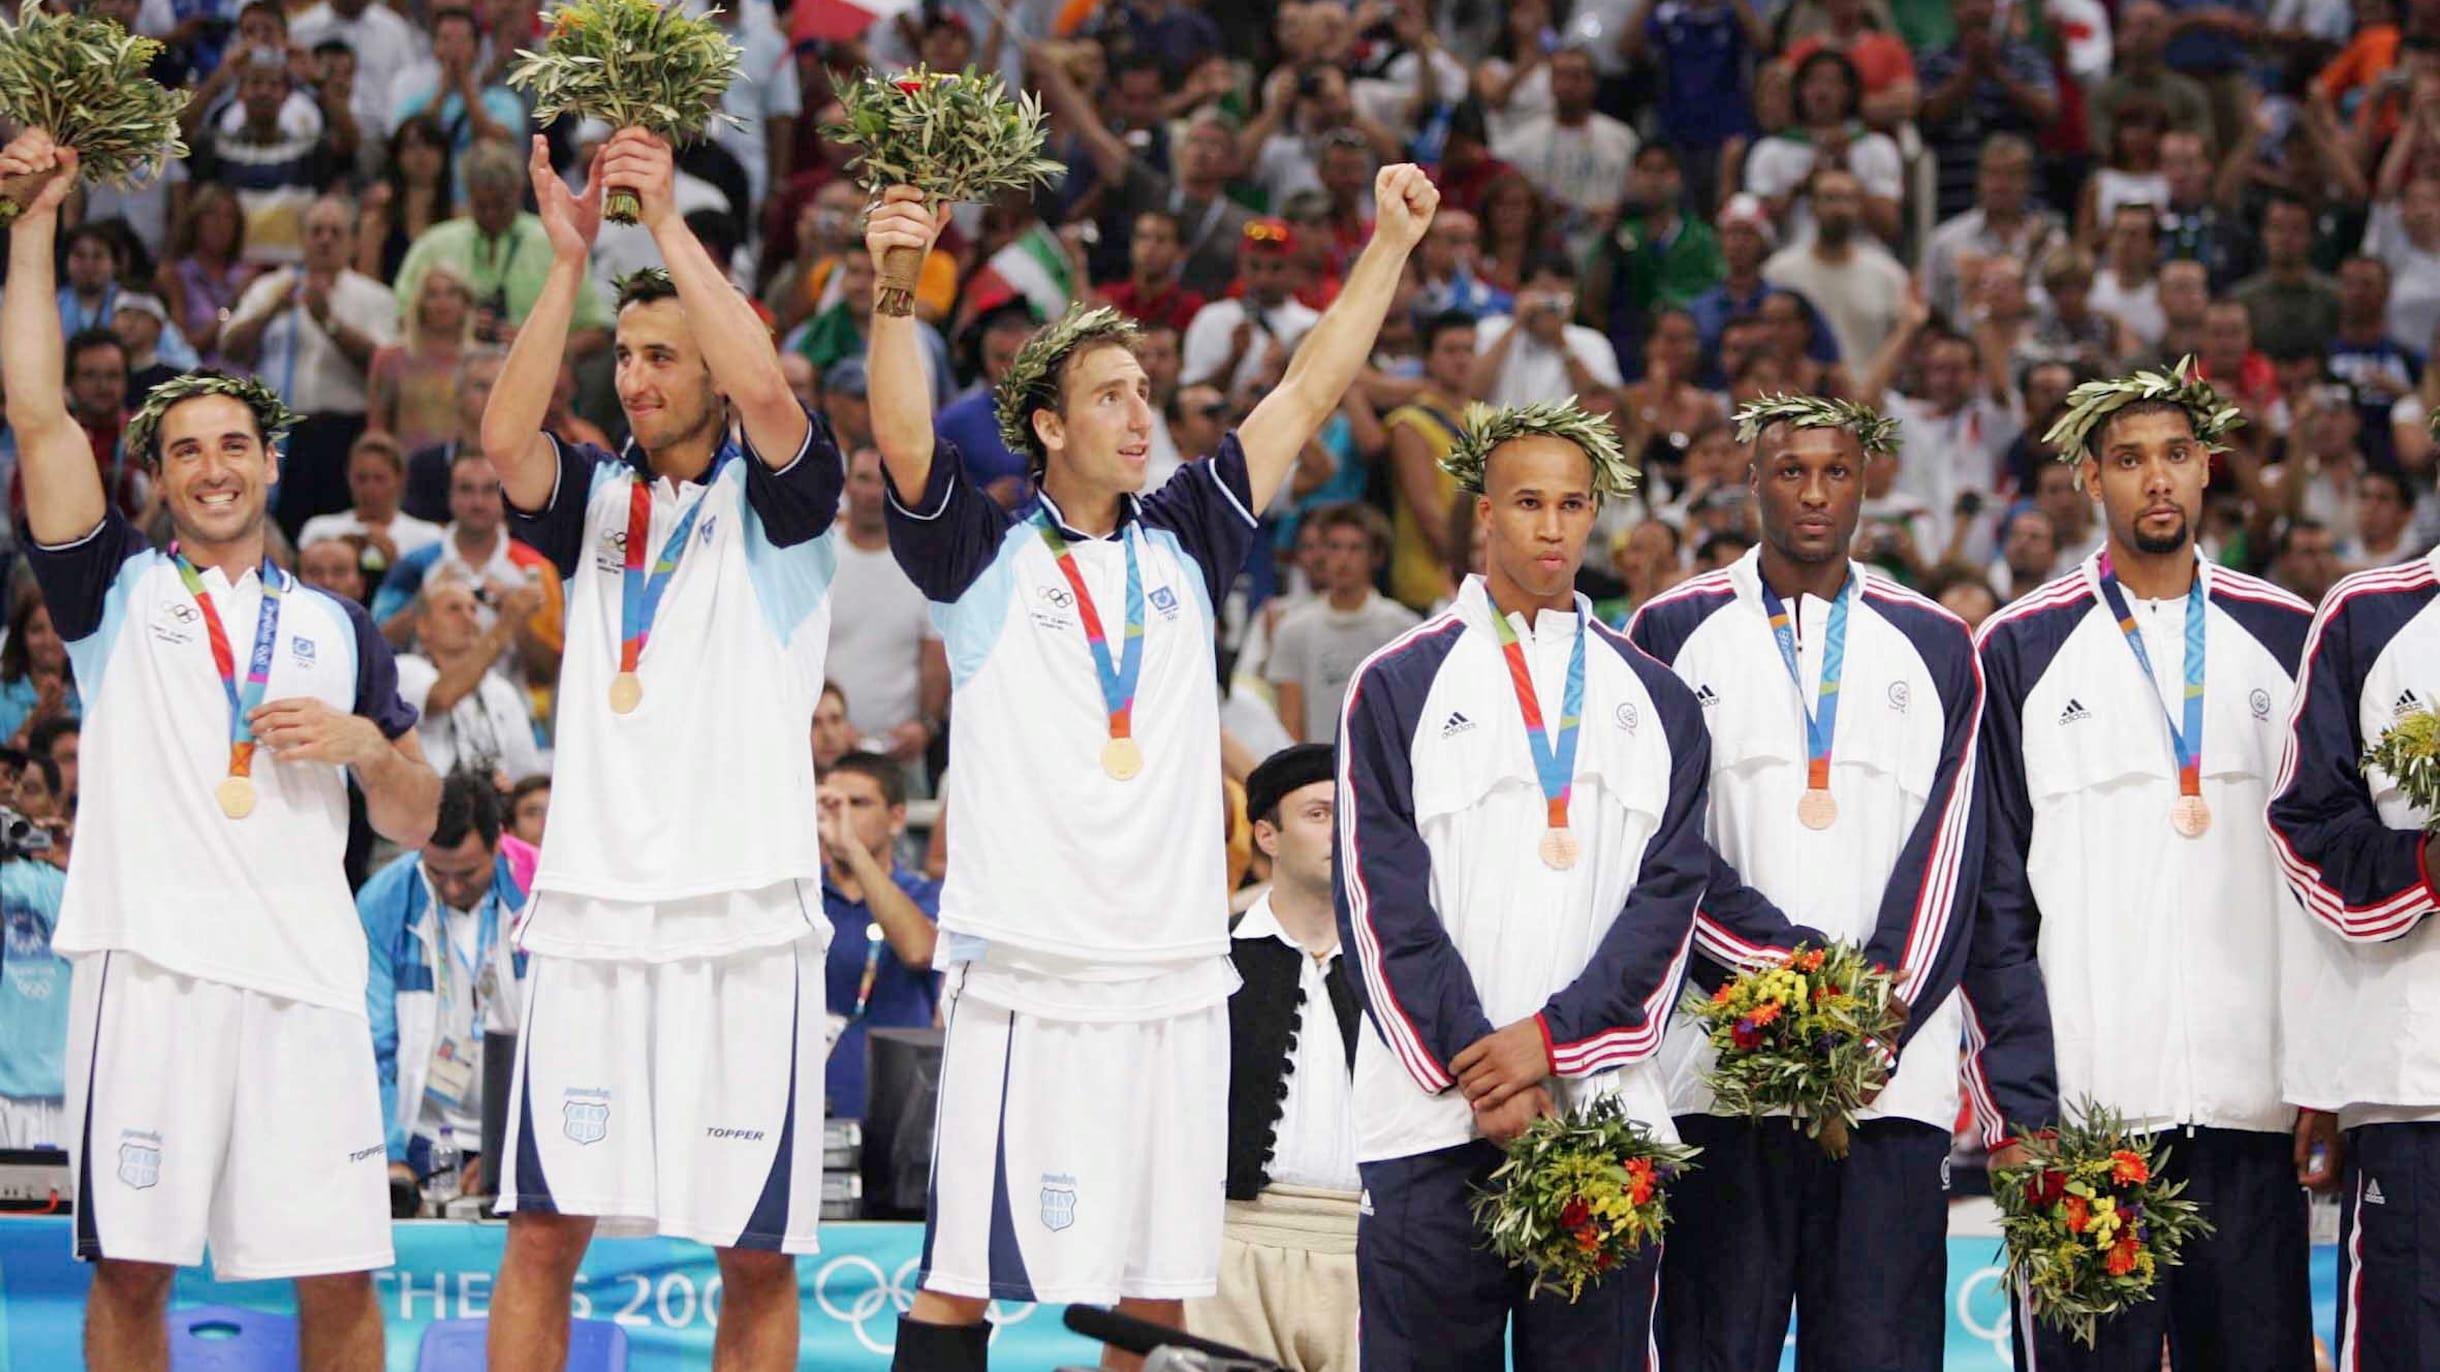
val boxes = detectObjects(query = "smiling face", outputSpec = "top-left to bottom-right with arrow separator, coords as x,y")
615,297 -> 724,460
1478,435 -> 1599,606
153,393 -> 279,550
1036,341 -> 1155,496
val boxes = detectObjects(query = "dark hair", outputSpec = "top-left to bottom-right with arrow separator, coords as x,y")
820,678 -> 848,708
1131,206 -> 1184,239
1445,99 -> 1489,147
430,5 -> 479,37
1304,500 -> 1394,566
2273,516 -> 2331,560
1523,253 -> 1579,285
0,589 -> 51,684
26,716 -> 78,762
237,0 -> 283,30
2359,467 -> 2410,503
685,209 -> 745,267
508,773 -> 552,810
432,768 -> 505,851
1633,142 -> 1681,172
19,751 -> 60,802
63,327 -> 126,381
615,267 -> 679,311
822,748 -> 908,807
382,114 -> 459,221
312,36 -> 353,61
2260,190 -> 2314,226
1697,529 -> 1755,563
2082,399 -> 2197,460
1790,48 -> 1863,125
61,222 -> 122,270
1420,308 -> 1478,353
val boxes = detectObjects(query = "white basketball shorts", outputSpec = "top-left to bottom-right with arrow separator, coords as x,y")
495,935 -> 829,1253
66,952 -> 394,1280
920,984 -> 1228,1305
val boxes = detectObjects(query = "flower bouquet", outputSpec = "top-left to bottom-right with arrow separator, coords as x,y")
1689,942 -> 1905,1159
2364,705 -> 2440,823
505,0 -> 742,224
1990,1101 -> 2212,1346
827,64 -> 1063,317
0,0 -> 187,226
1470,1094 -> 1698,1302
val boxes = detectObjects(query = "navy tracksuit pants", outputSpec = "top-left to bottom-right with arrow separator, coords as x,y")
1358,1139 -> 1662,1371
2010,1126 -> 2310,1372
1657,1115 -> 1951,1372
2336,1122 -> 2440,1372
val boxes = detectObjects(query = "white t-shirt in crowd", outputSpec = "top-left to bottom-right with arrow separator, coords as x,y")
825,533 -> 940,737
2090,266 -> 2166,349
1473,314 -> 1625,409
298,509 -> 446,559
393,653 -> 547,783
229,268 -> 398,416
1181,295 -> 1323,398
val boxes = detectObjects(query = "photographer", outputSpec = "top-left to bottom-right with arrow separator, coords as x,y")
0,800 -> 71,1150
1467,255 -> 1624,411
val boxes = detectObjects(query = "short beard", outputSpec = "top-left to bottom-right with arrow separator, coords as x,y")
2133,517 -> 2190,556
1816,219 -> 1854,249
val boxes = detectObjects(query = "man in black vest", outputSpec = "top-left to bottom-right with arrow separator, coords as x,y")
1188,744 -> 1360,1371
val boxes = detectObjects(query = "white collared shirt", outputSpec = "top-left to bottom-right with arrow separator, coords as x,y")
1236,894 -> 1361,1193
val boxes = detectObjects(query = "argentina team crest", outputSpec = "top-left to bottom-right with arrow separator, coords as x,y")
118,1138 -> 161,1189
563,1093 -> 611,1145
1039,1173 -> 1078,1232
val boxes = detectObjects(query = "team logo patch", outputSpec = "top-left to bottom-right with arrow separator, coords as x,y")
563,1098 -> 610,1145
1887,681 -> 1910,714
150,601 -> 199,646
118,1141 -> 160,1190
1038,585 -> 1075,610
2250,688 -> 2273,721
698,515 -> 718,545
595,529 -> 629,574
1440,710 -> 1476,738
1615,702 -> 1640,732
1695,684 -> 1722,710
291,635 -> 316,663
1039,1174 -> 1078,1232
1150,586 -> 1180,619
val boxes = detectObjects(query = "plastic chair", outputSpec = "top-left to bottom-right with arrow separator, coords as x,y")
166,1305 -> 301,1372
416,1316 -> 630,1370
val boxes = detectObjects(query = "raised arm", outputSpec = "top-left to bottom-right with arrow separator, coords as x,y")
1237,164 -> 1438,511
863,186 -> 955,505
480,136 -> 604,514
0,134 -> 107,547
605,129 -> 810,465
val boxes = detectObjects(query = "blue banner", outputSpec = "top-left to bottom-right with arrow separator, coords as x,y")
0,1217 -> 2343,1369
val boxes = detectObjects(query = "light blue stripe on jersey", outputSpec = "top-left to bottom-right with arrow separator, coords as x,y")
933,523 -> 1028,691
1138,526 -> 1215,627
297,585 -> 362,690
0,859 -> 71,1101
739,460 -> 841,645
63,552 -> 156,707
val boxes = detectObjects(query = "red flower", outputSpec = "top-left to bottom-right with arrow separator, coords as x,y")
2025,1170 -> 2066,1208
894,78 -> 926,94
1576,1228 -> 1600,1253
2106,1239 -> 2139,1276
1711,982 -> 1737,1005
1624,1159 -> 1655,1207
1560,1198 -> 1590,1230
2111,1150 -> 2150,1185
1732,1020 -> 1762,1050
1594,1249 -> 1617,1273
1796,949 -> 1825,972
2063,1195 -> 2089,1234
1749,1000 -> 1784,1027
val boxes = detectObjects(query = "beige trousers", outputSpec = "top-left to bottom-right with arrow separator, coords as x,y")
1184,1184 -> 1363,1372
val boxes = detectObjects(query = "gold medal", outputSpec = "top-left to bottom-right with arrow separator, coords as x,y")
1101,737 -> 1143,780
609,671 -> 643,714
216,775 -> 257,820
1798,787 -> 1838,830
1539,827 -> 1580,870
2171,794 -> 2211,838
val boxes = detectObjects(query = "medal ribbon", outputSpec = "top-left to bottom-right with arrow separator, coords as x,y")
2094,553 -> 2206,800
618,460 -> 725,677
171,549 -> 283,783
1489,603 -> 1587,829
422,867 -> 497,1018
1758,572 -> 1855,793
1034,514 -> 1145,746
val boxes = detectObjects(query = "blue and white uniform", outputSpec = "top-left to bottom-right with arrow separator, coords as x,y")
360,849 -> 530,1176
1336,576 -> 1728,1371
1629,552 -> 1985,1372
1978,552 -> 2317,1370
883,437 -> 1259,1305
2268,552 -> 2440,1372
495,420 -> 843,1254
0,858 -> 72,1149
34,512 -> 415,1279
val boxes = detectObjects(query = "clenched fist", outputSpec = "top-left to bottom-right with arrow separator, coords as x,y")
1370,163 -> 1440,253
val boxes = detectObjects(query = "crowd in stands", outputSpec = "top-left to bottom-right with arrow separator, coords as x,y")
3,0 -> 2438,1171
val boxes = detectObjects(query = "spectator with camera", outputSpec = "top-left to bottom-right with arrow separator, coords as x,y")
815,751 -> 940,1122
0,798 -> 70,1150
392,139 -> 614,359
362,769 -> 528,1199
393,575 -> 547,787
1469,256 -> 1623,411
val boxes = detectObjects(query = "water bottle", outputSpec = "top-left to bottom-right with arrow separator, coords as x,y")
423,1127 -> 461,1211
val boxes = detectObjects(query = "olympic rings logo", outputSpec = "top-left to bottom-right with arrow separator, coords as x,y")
810,1254 -> 1037,1355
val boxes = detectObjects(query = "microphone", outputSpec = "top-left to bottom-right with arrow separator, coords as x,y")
1059,1306 -> 1282,1372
